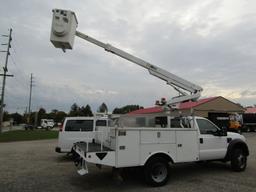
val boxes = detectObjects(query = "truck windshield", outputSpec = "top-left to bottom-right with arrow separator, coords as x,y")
65,120 -> 94,132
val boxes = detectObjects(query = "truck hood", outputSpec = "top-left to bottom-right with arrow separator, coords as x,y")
227,132 -> 246,142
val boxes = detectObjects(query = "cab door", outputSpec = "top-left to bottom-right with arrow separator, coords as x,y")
196,118 -> 228,160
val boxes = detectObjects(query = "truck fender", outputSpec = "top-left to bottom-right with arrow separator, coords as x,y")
142,151 -> 174,166
224,139 -> 249,161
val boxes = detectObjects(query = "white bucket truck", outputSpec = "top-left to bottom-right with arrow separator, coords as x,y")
50,9 -> 249,186
73,115 -> 248,186
40,119 -> 55,129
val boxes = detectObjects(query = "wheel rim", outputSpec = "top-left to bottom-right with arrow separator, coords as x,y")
237,154 -> 246,169
151,163 -> 168,183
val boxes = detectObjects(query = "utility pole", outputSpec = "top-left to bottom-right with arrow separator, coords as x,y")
27,73 -> 34,124
0,28 -> 13,133
28,73 -> 33,115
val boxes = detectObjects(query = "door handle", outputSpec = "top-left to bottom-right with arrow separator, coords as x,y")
200,138 -> 203,144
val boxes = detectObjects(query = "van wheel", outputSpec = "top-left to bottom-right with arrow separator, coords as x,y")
144,157 -> 169,186
231,148 -> 247,172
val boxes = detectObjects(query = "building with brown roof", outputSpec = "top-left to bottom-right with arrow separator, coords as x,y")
129,96 -> 244,116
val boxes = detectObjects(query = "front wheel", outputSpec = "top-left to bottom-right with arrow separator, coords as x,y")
144,157 -> 169,186
231,148 -> 247,172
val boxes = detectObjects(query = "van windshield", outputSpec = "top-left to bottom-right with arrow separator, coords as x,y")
65,120 -> 94,131
96,120 -> 107,126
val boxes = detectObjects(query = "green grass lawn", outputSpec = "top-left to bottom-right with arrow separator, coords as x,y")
0,130 -> 58,142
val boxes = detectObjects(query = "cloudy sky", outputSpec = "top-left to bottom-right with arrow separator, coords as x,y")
0,0 -> 256,113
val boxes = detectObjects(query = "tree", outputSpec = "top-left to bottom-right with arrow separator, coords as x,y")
51,109 -> 58,114
10,112 -> 23,124
55,111 -> 67,123
38,107 -> 46,117
81,105 -> 93,116
98,102 -> 108,113
113,105 -> 143,114
69,103 -> 79,116
37,108 -> 47,126
29,112 -> 36,124
3,111 -> 10,121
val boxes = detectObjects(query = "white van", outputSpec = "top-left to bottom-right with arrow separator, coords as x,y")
55,116 -> 109,153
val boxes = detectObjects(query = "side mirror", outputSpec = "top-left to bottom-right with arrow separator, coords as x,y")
211,127 -> 227,136
217,127 -> 227,136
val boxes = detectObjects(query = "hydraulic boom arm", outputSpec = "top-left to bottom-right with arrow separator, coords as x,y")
50,9 -> 203,107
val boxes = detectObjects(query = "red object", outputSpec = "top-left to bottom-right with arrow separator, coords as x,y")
245,107 -> 256,114
128,97 -> 218,115
128,106 -> 163,115
59,123 -> 63,132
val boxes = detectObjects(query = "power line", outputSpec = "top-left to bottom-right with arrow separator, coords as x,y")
9,55 -> 29,87
5,86 -> 28,112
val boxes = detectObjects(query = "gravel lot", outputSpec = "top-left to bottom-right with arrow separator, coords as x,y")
0,133 -> 255,192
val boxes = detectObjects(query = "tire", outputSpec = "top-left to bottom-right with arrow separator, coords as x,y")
144,157 -> 169,187
231,148 -> 247,172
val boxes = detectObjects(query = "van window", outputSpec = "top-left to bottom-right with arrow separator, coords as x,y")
65,120 -> 94,132
96,120 -> 107,126
170,118 -> 182,128
155,116 -> 167,128
170,117 -> 191,128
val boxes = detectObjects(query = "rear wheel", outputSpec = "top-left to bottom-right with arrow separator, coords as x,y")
144,157 -> 169,186
231,148 -> 247,172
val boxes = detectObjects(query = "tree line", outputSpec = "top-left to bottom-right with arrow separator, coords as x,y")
4,102 -> 143,125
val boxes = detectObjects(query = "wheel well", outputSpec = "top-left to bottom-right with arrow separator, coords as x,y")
145,153 -> 173,165
225,140 -> 249,160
